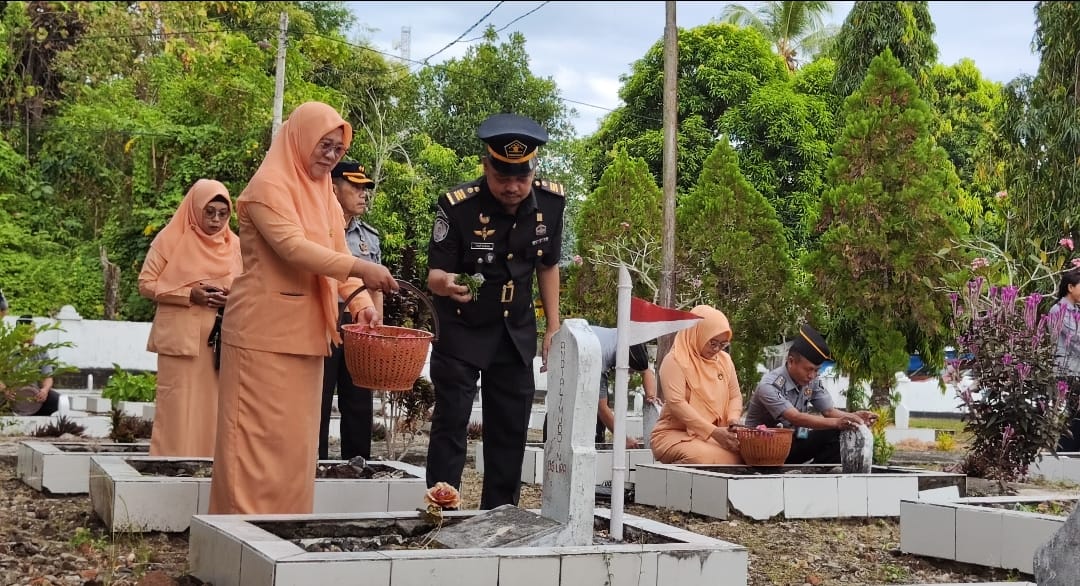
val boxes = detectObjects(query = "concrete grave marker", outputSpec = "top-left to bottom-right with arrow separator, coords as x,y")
841,426 -> 874,474
1034,505 -> 1080,585
539,319 -> 602,546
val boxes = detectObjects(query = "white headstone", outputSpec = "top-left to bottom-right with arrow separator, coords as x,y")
540,319 -> 601,546
642,402 -> 660,449
894,402 -> 910,429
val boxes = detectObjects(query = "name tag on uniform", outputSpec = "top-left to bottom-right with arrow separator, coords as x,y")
470,242 -> 495,250
531,237 -> 549,246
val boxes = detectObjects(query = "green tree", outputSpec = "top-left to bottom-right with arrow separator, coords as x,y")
584,23 -> 788,192
999,1 -> 1080,243
569,149 -> 663,326
830,1 -> 938,99
676,139 -> 805,396
414,27 -> 574,161
719,1 -> 838,71
927,59 -> 1005,235
720,58 -> 837,247
805,49 -> 967,407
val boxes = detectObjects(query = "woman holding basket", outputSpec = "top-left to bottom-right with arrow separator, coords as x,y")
650,305 -> 744,465
208,102 -> 397,515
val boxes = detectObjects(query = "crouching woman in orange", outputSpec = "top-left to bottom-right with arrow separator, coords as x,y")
138,179 -> 241,457
650,305 -> 744,464
208,102 -> 397,515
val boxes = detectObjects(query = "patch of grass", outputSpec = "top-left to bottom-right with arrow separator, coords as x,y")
909,417 -> 965,432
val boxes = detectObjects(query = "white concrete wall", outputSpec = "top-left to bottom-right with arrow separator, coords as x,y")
4,305 -> 436,378
4,306 -> 156,371
818,368 -> 966,415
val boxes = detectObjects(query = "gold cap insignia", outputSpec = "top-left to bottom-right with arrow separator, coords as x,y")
504,140 -> 528,160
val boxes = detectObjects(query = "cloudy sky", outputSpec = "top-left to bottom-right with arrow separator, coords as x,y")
344,1 -> 1040,136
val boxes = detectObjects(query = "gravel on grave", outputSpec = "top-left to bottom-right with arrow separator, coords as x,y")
0,434 -> 1031,585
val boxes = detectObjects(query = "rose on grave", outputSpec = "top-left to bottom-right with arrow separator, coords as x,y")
425,482 -> 461,510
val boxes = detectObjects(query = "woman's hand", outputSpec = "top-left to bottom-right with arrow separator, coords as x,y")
191,284 -> 227,308
351,259 -> 398,294
711,426 -> 740,452
355,306 -> 381,327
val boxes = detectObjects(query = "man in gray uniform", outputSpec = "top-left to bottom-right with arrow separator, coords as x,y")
318,161 -> 381,461
744,324 -> 877,464
542,325 -> 659,448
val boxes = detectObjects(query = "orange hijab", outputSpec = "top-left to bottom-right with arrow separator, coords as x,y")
667,305 -> 738,423
237,101 -> 354,345
149,179 -> 241,296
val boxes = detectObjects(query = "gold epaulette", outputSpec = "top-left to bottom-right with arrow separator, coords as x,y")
444,184 -> 481,206
534,179 -> 565,197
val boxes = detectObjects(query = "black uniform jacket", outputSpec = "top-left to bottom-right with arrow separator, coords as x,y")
427,176 -> 565,369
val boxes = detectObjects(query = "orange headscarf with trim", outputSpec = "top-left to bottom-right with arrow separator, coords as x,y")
236,101 -> 354,345
149,179 -> 241,296
666,305 -> 738,424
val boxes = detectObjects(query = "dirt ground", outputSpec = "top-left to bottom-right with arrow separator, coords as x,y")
0,431 -> 1051,585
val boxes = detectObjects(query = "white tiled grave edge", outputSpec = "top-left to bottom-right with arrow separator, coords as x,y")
634,463 -> 966,520
90,456 -> 427,533
188,508 -> 749,586
0,413 -> 113,437
1027,452 -> 1080,485
900,495 -> 1078,575
17,440 -> 149,494
474,441 -> 655,484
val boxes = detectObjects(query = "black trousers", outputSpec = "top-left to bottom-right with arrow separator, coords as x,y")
786,429 -> 841,464
32,390 -> 61,417
426,333 -> 535,510
318,336 -> 373,461
1057,377 -> 1080,452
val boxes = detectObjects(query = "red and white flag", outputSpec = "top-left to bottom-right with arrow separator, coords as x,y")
622,297 -> 702,346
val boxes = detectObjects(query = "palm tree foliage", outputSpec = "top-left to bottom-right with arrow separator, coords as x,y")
719,1 -> 838,70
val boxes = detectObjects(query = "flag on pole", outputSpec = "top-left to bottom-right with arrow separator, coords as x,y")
624,297 -> 703,346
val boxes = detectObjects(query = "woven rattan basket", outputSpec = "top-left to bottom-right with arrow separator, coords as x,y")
735,427 -> 793,467
340,279 -> 438,392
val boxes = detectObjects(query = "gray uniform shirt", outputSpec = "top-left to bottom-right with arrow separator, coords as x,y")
1050,297 -> 1080,377
591,326 -> 618,400
340,217 -> 382,303
345,217 -> 381,265
744,364 -> 833,428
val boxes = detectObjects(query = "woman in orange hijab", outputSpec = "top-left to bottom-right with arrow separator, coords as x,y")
208,102 -> 397,515
650,305 -> 744,464
138,179 -> 242,457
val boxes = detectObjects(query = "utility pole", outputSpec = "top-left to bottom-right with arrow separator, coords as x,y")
271,12 -> 289,138
656,0 -> 679,373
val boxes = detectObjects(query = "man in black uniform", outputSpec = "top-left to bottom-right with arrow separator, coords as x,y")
425,113 -> 565,509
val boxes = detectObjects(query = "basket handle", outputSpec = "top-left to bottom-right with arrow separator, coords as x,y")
340,278 -> 439,343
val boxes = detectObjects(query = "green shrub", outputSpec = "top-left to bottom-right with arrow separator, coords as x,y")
101,364 -> 157,403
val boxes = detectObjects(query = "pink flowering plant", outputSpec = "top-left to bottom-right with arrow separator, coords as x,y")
950,277 -> 1072,482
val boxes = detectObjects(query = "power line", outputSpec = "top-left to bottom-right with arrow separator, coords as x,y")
419,1 -> 504,64
461,1 -> 550,43
303,30 -> 648,122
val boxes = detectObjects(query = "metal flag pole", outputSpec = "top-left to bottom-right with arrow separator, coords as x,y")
610,264 -> 633,540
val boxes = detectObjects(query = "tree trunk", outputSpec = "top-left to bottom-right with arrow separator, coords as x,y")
100,246 -> 120,320
869,378 -> 894,409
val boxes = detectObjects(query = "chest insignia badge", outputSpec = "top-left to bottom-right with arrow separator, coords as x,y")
473,227 -> 495,240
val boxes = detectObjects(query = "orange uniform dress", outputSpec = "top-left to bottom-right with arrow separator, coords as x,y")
650,306 -> 744,465
208,102 -> 371,515
138,179 -> 241,457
